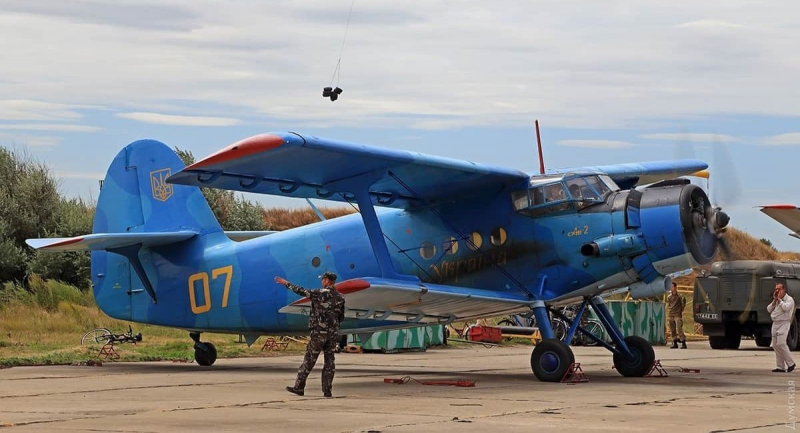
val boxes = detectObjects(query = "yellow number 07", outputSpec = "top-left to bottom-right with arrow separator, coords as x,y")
188,265 -> 233,314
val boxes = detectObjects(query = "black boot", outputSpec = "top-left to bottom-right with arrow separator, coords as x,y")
286,386 -> 304,396
681,341 -> 687,349
670,340 -> 679,349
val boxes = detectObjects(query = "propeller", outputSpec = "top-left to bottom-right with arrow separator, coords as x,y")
673,131 -> 736,261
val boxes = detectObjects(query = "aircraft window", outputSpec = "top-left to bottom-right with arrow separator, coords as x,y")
511,190 -> 529,211
598,174 -> 619,191
490,227 -> 507,246
443,237 -> 459,255
467,232 -> 483,250
544,184 -> 566,203
531,187 -> 546,205
419,241 -> 436,260
585,175 -> 610,197
311,257 -> 321,267
566,178 -> 587,199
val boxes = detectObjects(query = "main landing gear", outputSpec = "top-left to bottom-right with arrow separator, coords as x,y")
190,332 -> 217,366
529,298 -> 655,382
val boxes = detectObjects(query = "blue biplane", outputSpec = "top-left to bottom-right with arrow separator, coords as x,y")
27,132 -> 729,381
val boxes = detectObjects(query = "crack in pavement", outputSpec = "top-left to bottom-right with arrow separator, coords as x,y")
709,423 -> 786,432
0,381 -> 252,399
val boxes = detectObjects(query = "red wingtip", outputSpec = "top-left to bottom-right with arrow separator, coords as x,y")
46,237 -> 85,248
290,279 -> 371,305
187,134 -> 284,170
760,205 -> 798,210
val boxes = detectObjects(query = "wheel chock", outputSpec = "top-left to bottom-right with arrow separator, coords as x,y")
646,359 -> 669,377
561,363 -> 589,383
97,343 -> 119,360
345,345 -> 362,353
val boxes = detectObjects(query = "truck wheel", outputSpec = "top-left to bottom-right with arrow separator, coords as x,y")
709,336 -> 725,350
724,333 -> 741,349
755,337 -> 772,348
789,320 -> 799,351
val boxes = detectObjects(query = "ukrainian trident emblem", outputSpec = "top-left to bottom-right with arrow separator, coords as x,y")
150,168 -> 174,202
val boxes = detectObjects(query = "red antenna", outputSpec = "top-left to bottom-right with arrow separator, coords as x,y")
535,119 -> 545,174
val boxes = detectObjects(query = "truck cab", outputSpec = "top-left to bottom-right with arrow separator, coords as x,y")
694,260 -> 800,350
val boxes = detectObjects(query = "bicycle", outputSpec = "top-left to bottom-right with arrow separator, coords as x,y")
81,326 -> 143,345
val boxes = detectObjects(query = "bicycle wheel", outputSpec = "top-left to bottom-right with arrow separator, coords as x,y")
583,321 -> 605,346
497,318 -> 516,327
81,328 -> 113,345
552,319 -> 568,341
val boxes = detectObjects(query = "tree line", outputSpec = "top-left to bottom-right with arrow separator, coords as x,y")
0,147 -> 268,292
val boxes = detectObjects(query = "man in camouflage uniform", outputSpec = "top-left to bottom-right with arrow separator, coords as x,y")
667,282 -> 687,349
275,271 -> 346,397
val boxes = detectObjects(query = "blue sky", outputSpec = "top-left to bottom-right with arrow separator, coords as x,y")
1,1 -> 798,250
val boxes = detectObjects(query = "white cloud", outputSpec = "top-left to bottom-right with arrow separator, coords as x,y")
0,123 -> 101,132
639,133 -> 737,143
0,133 -> 62,147
115,112 -> 242,126
558,140 -> 633,149
0,2 -> 798,130
0,100 -> 83,121
761,133 -> 800,146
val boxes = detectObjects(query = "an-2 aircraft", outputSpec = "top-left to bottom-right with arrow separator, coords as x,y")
27,132 -> 730,382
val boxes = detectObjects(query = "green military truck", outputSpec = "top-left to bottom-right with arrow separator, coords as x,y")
694,261 -> 800,350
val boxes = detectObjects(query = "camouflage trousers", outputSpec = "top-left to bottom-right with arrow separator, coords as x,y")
293,332 -> 339,394
668,316 -> 685,342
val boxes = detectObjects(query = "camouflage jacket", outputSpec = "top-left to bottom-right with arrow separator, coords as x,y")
285,282 -> 346,335
667,293 -> 686,317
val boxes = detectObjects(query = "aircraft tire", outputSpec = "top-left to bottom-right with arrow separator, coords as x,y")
530,339 -> 574,382
195,342 -> 218,366
708,336 -> 726,349
724,333 -> 741,350
613,336 -> 655,377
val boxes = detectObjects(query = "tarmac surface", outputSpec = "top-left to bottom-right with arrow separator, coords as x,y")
0,340 -> 795,432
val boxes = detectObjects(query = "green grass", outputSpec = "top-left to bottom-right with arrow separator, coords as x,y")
0,300 -> 306,367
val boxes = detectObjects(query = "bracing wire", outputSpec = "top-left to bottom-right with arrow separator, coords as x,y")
330,0 -> 356,87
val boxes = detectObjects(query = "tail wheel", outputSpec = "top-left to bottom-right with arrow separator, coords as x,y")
613,336 -> 655,377
530,339 -> 574,382
195,342 -> 217,366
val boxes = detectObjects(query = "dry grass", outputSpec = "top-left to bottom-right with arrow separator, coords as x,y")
262,206 -> 355,231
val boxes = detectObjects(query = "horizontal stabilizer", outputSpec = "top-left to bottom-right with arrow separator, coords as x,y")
279,277 -> 533,324
26,231 -> 198,252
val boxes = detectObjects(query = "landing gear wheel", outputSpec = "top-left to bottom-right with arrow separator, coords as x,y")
530,339 -> 574,382
755,337 -> 772,348
613,336 -> 655,377
709,336 -> 725,349
194,342 -> 217,366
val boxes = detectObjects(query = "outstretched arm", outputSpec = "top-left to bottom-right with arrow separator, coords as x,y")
274,276 -> 310,297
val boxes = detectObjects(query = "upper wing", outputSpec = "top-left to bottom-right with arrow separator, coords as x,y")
26,231 -> 198,252
759,205 -> 800,239
167,132 -> 530,209
551,160 -> 709,190
278,277 -> 533,324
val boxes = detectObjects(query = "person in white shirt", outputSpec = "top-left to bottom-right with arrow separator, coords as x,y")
767,283 -> 796,373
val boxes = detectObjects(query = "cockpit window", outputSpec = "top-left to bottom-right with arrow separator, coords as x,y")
511,173 -> 615,218
511,190 -> 529,211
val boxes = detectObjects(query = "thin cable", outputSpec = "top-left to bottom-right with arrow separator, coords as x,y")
330,0 -> 356,87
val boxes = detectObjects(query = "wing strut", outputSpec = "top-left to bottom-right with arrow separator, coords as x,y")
330,174 -> 417,282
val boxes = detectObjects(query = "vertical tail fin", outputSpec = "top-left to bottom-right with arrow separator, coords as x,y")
92,140 -> 223,321
94,139 -> 222,235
